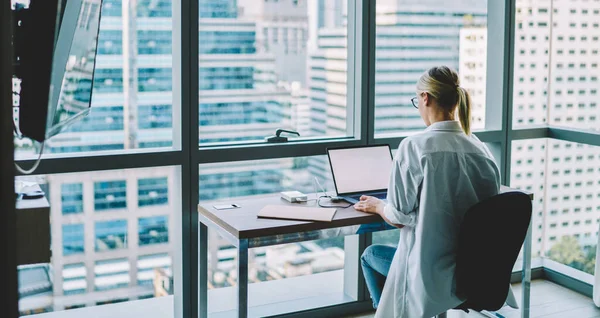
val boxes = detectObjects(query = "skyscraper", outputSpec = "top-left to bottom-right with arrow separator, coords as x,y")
237,0 -> 309,84
308,0 -> 488,140
460,0 -> 600,258
25,0 -> 316,313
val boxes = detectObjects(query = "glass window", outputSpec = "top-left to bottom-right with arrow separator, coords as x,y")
95,220 -> 128,251
63,263 -> 87,296
137,0 -> 172,17
199,0 -> 351,145
97,30 -> 123,55
513,139 -> 600,275
138,177 -> 169,207
200,156 -> 354,313
63,224 -> 85,256
93,69 -> 124,93
513,1 -> 600,131
200,156 -> 333,201
63,106 -> 125,133
137,31 -> 172,55
101,0 -> 122,17
13,0 -> 176,159
137,253 -> 172,286
94,180 -> 127,211
138,68 -> 172,92
374,1 -> 489,136
138,105 -> 172,129
19,167 -> 178,314
61,183 -> 83,214
138,216 -> 169,246
94,258 -> 130,291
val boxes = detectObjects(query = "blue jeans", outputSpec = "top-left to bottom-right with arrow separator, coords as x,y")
360,244 -> 396,309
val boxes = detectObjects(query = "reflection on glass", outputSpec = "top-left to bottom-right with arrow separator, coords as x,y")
200,156 -> 346,290
511,139 -> 600,274
94,258 -> 130,291
14,0 -> 175,158
513,0 -> 600,130
198,0 -> 350,145
63,224 -> 85,255
17,167 -> 176,315
374,0 -> 489,137
95,220 -> 128,251
138,216 -> 169,246
48,0 -> 103,137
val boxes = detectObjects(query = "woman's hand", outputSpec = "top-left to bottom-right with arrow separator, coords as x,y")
354,195 -> 404,229
354,195 -> 385,214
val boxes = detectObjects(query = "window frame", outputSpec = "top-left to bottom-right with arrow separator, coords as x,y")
11,0 -> 600,316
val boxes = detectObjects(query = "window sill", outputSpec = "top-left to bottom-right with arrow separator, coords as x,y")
31,270 -> 351,318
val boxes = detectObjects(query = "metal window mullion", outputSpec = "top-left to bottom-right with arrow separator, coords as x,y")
360,0 -> 376,304
196,139 -> 366,164
1,0 -> 18,316
364,0 -> 376,145
177,0 -> 200,316
367,130 -> 505,151
547,127 -> 600,147
509,127 -> 549,141
502,0 -> 517,186
13,151 -> 184,175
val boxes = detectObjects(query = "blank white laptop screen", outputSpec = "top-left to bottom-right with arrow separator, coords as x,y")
328,146 -> 393,195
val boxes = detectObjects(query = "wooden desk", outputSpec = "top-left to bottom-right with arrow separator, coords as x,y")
198,186 -> 534,318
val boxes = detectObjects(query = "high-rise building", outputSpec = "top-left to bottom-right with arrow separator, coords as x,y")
458,26 -> 487,130
25,0 -> 600,313
460,0 -> 600,257
237,0 -> 309,84
31,0 -> 175,311
47,168 -> 174,310
308,0 -> 488,139
24,0 -> 327,313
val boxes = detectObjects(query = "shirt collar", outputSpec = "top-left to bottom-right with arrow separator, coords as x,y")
425,120 -> 463,132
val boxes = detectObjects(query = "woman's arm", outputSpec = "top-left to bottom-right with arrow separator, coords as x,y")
354,196 -> 404,228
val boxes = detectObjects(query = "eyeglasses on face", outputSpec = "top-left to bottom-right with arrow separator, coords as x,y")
411,97 -> 418,109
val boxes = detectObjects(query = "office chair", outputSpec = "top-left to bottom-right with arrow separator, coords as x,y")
435,191 -> 532,318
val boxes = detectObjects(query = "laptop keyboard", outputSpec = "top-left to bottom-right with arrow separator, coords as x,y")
349,192 -> 387,201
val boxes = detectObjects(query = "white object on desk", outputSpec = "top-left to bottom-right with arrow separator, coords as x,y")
280,191 -> 308,203
258,205 -> 336,222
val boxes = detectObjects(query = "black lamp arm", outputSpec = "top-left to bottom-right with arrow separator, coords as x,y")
275,129 -> 300,137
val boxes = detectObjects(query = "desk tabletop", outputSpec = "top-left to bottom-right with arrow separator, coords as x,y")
199,194 -> 381,239
198,185 -> 533,240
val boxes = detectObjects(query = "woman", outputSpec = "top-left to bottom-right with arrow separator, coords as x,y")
354,66 -> 502,317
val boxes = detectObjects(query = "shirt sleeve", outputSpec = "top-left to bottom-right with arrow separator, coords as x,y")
383,159 -> 422,227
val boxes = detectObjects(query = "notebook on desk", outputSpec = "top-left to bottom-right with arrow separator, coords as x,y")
257,205 -> 337,222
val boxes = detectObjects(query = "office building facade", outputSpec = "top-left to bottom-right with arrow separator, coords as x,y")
16,0 -> 600,314
459,0 -> 600,257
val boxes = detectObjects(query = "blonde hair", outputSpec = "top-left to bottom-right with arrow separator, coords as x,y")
416,66 -> 472,135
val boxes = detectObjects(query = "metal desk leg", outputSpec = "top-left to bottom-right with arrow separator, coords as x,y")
521,221 -> 532,318
237,239 -> 249,318
199,222 -> 208,318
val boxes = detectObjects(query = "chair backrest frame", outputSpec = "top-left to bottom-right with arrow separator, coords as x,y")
454,191 -> 532,312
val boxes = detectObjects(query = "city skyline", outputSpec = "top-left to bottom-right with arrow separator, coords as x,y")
14,0 -> 600,315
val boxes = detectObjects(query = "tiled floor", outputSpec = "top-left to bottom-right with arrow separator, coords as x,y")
346,280 -> 600,318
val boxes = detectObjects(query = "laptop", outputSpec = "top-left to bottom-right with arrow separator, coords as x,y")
327,145 -> 393,204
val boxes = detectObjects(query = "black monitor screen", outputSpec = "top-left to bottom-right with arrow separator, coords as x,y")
12,0 -> 102,142
47,0 -> 102,138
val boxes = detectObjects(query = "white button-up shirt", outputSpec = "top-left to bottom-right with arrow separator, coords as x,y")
375,120 -> 505,318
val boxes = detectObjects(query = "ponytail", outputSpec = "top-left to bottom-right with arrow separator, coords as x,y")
457,87 -> 472,135
417,66 -> 471,135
